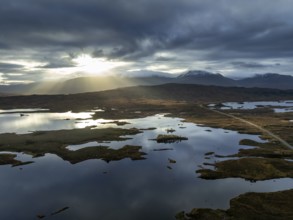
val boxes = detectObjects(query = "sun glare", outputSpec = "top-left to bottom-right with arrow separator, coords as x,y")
73,54 -> 125,75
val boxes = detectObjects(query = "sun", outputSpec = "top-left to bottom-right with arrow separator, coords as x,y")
73,54 -> 125,75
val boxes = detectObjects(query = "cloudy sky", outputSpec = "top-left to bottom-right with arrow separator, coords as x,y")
1,0 -> 293,84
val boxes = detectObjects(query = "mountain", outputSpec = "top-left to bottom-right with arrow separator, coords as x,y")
0,75 -> 172,95
50,75 -> 172,94
116,70 -> 177,78
176,70 -> 237,86
238,73 -> 293,90
53,76 -> 132,94
0,81 -> 64,95
176,71 -> 293,89
0,71 -> 292,95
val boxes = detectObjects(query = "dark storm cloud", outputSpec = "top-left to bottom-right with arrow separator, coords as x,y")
0,62 -> 24,69
91,49 -> 105,58
231,61 -> 281,69
0,62 -> 24,74
0,0 -> 199,50
39,58 -> 76,69
1,0 -> 293,80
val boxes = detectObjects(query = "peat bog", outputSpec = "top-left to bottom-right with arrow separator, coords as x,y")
0,86 -> 293,219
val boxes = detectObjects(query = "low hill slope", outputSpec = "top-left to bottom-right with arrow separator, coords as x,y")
0,84 -> 292,111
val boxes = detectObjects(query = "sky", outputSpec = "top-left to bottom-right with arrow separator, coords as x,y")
1,0 -> 293,84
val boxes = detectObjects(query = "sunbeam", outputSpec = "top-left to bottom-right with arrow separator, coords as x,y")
73,54 -> 126,75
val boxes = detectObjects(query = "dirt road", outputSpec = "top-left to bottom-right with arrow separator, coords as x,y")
201,105 -> 293,150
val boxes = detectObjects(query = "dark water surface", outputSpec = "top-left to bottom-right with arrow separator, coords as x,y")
0,112 -> 292,220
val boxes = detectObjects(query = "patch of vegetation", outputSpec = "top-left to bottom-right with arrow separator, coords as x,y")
176,189 -> 293,220
0,153 -> 33,167
64,145 -> 146,164
168,158 -> 176,163
214,103 -> 227,108
153,148 -> 173,151
204,152 -> 214,156
196,157 -> 293,181
154,134 -> 188,143
139,127 -> 157,131
235,139 -> 293,159
166,128 -> 176,133
101,121 -> 130,126
0,128 -> 145,164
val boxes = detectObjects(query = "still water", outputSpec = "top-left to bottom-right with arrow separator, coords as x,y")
214,100 -> 293,112
0,110 -> 115,134
0,110 -> 292,220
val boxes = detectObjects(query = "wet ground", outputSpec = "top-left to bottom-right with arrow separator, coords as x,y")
0,108 -> 292,219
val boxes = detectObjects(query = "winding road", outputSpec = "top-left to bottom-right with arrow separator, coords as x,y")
200,105 -> 293,150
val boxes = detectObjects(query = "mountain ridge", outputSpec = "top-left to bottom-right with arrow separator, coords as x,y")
0,71 -> 292,94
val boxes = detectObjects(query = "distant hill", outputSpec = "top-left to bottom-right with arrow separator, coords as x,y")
0,91 -> 19,96
0,84 -> 292,111
0,81 -> 61,95
0,71 -> 292,95
0,75 -> 173,95
238,73 -> 293,90
50,75 -> 173,94
116,70 -> 177,78
176,70 -> 237,86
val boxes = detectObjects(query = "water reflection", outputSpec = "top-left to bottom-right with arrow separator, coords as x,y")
0,111 -> 104,134
0,154 -> 292,220
0,111 -> 291,220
